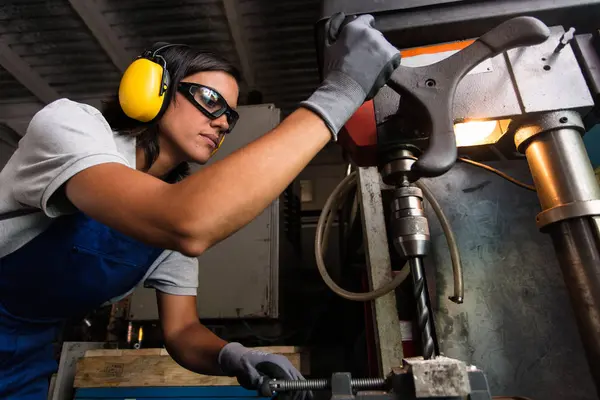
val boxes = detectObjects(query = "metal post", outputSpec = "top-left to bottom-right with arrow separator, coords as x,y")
547,218 -> 600,386
515,115 -> 600,212
356,166 -> 404,374
515,111 -> 600,396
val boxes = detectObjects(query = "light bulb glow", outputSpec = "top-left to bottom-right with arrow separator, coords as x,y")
454,120 -> 499,147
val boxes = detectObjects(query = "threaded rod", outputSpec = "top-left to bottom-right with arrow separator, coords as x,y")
268,377 -> 386,392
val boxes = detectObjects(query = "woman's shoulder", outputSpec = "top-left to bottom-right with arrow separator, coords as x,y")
40,98 -> 100,113
32,98 -> 107,127
23,98 -> 117,151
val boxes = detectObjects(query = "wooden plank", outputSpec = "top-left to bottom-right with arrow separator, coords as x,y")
74,347 -> 309,388
357,167 -> 404,374
222,0 -> 256,89
84,348 -> 168,357
67,0 -> 131,72
83,346 -> 303,358
47,374 -> 56,400
0,40 -> 60,104
50,342 -> 106,400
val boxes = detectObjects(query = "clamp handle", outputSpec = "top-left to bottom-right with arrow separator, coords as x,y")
387,16 -> 550,177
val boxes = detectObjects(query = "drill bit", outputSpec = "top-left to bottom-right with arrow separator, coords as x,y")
410,257 -> 435,359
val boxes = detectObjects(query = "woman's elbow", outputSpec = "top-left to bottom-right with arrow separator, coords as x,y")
163,337 -> 193,372
175,234 -> 210,257
168,208 -> 213,256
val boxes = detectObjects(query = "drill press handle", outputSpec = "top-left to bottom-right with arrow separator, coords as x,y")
386,16 -> 550,178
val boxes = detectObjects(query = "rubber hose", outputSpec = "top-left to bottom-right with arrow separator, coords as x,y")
415,180 -> 464,303
315,172 -> 410,302
458,158 -> 536,192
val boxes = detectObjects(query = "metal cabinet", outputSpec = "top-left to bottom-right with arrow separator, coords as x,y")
129,104 -> 283,320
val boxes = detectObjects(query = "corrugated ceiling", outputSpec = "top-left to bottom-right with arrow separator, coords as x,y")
1,0 -> 120,102
240,0 -> 321,111
100,0 -> 238,61
0,66 -> 37,104
0,0 -> 323,125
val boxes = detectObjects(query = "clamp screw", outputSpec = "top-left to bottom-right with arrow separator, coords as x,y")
555,27 -> 576,53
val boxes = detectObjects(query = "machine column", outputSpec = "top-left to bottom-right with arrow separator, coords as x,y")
515,111 -> 600,394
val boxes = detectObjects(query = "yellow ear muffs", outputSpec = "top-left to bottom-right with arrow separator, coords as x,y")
119,42 -> 189,123
211,135 -> 226,156
119,57 -> 169,123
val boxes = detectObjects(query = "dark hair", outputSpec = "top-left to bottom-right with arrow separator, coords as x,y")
102,45 -> 241,183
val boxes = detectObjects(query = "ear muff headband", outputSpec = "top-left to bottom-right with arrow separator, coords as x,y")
211,135 -> 226,156
118,43 -> 188,123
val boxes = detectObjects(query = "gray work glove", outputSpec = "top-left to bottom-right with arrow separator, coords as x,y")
218,342 -> 311,400
300,12 -> 401,139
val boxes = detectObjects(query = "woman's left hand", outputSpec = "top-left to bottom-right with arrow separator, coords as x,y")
218,342 -> 312,400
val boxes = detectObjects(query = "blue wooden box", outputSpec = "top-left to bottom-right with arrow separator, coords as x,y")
75,386 -> 269,400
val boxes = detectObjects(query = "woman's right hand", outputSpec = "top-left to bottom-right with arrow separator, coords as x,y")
300,12 -> 400,140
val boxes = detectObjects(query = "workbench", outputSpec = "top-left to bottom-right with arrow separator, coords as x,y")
72,347 -> 308,399
74,386 -> 264,400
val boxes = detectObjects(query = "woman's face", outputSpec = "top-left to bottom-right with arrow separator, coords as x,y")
159,70 -> 239,164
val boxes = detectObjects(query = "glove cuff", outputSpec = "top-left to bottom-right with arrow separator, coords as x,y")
218,342 -> 248,376
299,71 -> 366,141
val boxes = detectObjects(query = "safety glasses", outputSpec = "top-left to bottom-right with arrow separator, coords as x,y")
177,82 -> 239,133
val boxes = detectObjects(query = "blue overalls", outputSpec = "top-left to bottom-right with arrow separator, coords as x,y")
0,212 -> 164,399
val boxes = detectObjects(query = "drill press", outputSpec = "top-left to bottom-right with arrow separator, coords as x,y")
266,1 -> 600,398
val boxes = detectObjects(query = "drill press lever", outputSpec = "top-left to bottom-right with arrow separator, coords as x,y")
384,17 -> 550,178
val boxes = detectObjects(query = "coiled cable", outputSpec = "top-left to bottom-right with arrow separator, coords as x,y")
315,171 -> 463,303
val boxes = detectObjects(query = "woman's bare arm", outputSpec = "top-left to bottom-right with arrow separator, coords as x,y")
65,14 -> 400,255
65,108 -> 329,255
157,291 -> 227,375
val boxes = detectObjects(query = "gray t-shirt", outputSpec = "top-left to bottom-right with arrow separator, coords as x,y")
0,98 -> 198,300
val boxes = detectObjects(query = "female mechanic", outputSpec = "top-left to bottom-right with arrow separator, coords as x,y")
0,13 -> 399,399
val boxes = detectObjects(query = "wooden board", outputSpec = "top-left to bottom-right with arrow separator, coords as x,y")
74,346 -> 309,388
50,342 -> 106,400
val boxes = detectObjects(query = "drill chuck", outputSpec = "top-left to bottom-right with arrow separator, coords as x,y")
391,186 -> 430,258
390,186 -> 436,360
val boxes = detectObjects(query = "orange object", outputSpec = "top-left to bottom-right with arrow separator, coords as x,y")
400,39 -> 474,58
338,100 -> 378,166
